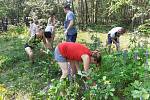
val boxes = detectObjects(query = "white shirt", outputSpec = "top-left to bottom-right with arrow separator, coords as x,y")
108,27 -> 123,38
45,24 -> 54,33
29,23 -> 38,37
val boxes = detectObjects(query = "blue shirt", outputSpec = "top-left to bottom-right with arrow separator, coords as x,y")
64,11 -> 77,35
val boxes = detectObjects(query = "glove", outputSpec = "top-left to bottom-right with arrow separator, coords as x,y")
82,71 -> 89,77
77,70 -> 89,77
77,70 -> 82,76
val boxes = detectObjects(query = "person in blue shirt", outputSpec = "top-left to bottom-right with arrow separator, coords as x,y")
64,4 -> 77,42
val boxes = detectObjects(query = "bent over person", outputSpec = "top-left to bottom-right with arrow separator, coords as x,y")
54,42 -> 101,79
24,27 -> 49,63
107,27 -> 126,53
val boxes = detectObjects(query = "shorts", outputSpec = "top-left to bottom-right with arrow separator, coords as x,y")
54,46 -> 66,62
107,34 -> 119,44
24,43 -> 33,49
44,31 -> 52,38
66,33 -> 77,42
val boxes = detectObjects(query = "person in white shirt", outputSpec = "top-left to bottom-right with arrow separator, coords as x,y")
107,27 -> 126,53
29,19 -> 39,37
44,13 -> 56,50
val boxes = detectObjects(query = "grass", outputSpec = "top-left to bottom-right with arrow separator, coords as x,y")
77,31 -> 130,50
0,33 -> 60,99
0,28 -> 149,99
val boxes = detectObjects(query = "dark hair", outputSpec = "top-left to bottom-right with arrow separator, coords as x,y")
120,28 -> 126,34
93,52 -> 102,66
64,4 -> 71,10
34,20 -> 39,25
50,12 -> 56,17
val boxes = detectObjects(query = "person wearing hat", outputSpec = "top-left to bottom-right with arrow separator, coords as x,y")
54,42 -> 101,79
64,4 -> 77,42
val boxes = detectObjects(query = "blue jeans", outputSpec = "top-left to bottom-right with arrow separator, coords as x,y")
54,46 -> 66,62
66,33 -> 77,42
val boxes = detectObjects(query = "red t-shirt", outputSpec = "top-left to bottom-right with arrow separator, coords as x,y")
58,42 -> 91,61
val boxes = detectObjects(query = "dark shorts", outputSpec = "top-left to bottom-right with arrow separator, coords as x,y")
24,43 -> 33,49
66,33 -> 77,42
107,34 -> 119,44
44,31 -> 52,38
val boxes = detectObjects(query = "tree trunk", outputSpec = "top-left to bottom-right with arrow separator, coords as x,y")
95,0 -> 98,24
84,0 -> 88,26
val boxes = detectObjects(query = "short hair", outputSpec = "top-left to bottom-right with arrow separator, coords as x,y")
92,51 -> 102,66
64,4 -> 71,10
120,28 -> 126,34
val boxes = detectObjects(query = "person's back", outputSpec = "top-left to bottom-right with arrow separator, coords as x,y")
107,27 -> 126,52
58,42 -> 91,61
108,27 -> 123,38
29,20 -> 39,37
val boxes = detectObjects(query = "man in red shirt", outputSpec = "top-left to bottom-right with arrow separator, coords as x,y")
54,42 -> 101,79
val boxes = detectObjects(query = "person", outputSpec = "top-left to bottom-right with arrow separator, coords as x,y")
29,19 -> 39,37
64,4 -> 77,42
44,13 -> 56,50
2,17 -> 8,32
107,27 -> 126,53
54,42 -> 101,79
24,24 -> 48,63
24,16 -> 30,26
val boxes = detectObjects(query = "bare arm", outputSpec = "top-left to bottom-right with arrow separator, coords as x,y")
111,38 -> 116,44
42,35 -> 51,50
66,20 -> 74,31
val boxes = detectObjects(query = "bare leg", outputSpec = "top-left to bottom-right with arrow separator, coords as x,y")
74,61 -> 80,72
108,44 -> 111,53
116,43 -> 120,51
51,34 -> 55,50
58,62 -> 68,79
45,38 -> 52,50
69,61 -> 77,75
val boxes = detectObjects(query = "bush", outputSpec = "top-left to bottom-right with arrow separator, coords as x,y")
7,24 -> 28,36
137,19 -> 150,37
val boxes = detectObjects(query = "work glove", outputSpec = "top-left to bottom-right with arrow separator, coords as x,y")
77,70 -> 89,77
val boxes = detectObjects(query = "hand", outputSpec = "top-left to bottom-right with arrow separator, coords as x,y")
77,70 -> 89,77
40,48 -> 44,52
116,43 -> 120,47
64,30 -> 68,35
77,70 -> 82,76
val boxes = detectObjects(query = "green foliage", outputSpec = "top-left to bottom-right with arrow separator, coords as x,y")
108,0 -> 132,15
0,26 -> 150,99
131,80 -> 150,99
7,25 -> 28,36
137,19 -> 150,37
0,1 -> 7,18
